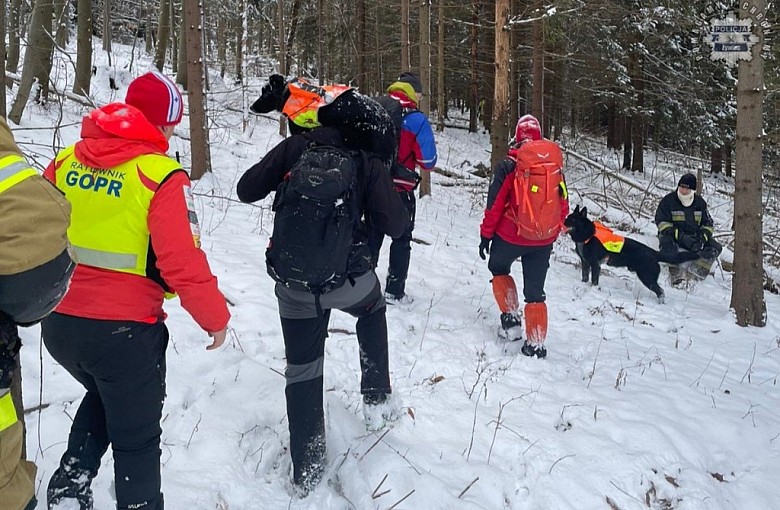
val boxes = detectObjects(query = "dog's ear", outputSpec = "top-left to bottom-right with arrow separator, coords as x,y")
573,204 -> 580,215
249,74 -> 288,114
580,207 -> 588,218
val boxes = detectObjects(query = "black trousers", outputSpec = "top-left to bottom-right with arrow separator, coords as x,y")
277,274 -> 390,488
368,190 -> 416,298
42,313 -> 167,510
487,235 -> 553,303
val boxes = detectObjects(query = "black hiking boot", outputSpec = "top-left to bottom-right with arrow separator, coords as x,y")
500,312 -> 522,342
521,341 -> 547,359
47,459 -> 95,509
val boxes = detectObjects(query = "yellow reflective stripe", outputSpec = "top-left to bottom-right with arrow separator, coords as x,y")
658,222 -> 674,233
72,246 -> 138,270
559,181 -> 568,200
0,391 -> 18,431
0,157 -> 37,193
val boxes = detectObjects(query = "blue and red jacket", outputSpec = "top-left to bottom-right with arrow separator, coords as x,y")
388,90 -> 438,192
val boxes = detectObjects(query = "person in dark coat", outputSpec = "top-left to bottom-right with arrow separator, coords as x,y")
237,122 -> 409,495
367,72 -> 438,303
0,116 -> 74,510
655,173 -> 722,284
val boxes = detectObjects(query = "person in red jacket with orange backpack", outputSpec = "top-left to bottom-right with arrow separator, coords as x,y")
41,71 -> 230,510
479,115 -> 568,358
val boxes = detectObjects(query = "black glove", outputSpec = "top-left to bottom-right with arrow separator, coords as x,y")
479,236 -> 492,260
699,229 -> 712,243
0,316 -> 21,388
679,233 -> 699,252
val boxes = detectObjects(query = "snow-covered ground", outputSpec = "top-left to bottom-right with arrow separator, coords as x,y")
7,41 -> 780,510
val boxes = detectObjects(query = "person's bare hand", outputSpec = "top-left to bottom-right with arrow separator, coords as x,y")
206,326 -> 228,351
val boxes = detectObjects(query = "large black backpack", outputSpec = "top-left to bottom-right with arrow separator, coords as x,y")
266,143 -> 360,302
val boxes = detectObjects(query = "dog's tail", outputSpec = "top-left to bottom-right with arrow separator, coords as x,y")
657,250 -> 700,264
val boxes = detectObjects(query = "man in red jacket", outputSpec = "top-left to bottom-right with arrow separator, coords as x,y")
42,71 -> 230,510
479,115 -> 568,358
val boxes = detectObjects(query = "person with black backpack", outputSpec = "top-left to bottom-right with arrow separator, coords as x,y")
237,103 -> 409,496
369,72 -> 438,303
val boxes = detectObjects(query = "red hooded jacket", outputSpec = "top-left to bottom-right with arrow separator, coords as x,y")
44,104 -> 230,332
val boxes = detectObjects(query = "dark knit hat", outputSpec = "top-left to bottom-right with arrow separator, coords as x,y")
678,173 -> 697,190
125,71 -> 183,126
397,72 -> 423,94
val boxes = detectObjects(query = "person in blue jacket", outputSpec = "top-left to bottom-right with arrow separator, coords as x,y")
368,72 -> 438,303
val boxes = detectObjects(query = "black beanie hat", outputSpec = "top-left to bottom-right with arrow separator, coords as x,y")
678,173 -> 697,190
398,72 -> 423,94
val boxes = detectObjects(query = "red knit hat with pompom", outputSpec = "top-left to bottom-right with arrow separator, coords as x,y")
125,71 -> 183,127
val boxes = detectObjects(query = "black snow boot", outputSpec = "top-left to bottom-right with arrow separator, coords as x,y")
47,456 -> 96,509
500,312 -> 522,342
521,341 -> 547,359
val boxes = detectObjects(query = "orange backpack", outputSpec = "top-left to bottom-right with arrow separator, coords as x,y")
504,139 -> 565,241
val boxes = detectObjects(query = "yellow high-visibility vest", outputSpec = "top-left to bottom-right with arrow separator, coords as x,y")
0,154 -> 37,195
282,79 -> 351,129
53,146 -> 181,278
592,222 -> 625,253
0,390 -> 16,432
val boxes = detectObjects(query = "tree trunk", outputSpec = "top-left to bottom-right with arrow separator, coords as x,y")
234,3 -> 245,84
284,0 -> 300,75
606,100 -> 618,149
145,0 -> 154,54
401,0 -> 410,71
631,114 -> 643,172
418,0 -> 432,198
730,0 -> 766,327
216,15 -> 225,79
240,0 -> 248,131
724,139 -> 732,177
176,0 -> 187,88
7,0 -> 22,82
531,0 -> 544,125
317,0 -> 324,81
277,0 -> 287,137
508,0 -> 519,133
630,51 -> 644,172
8,0 -> 54,123
171,0 -> 179,74
468,0 -> 479,133
73,0 -> 93,96
154,0 -> 171,71
711,146 -> 723,174
103,0 -> 112,55
54,0 -> 69,48
622,115 -> 632,170
435,0 -> 445,132
490,0 -> 510,172
356,0 -> 366,90
183,0 -> 210,180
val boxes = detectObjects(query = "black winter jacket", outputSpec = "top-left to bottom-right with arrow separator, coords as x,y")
237,127 -> 410,269
654,191 -> 715,247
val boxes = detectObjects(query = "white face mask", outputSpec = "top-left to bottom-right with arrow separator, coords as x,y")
677,189 -> 695,207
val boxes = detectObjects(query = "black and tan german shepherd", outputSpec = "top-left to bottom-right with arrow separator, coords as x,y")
563,206 -> 698,303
